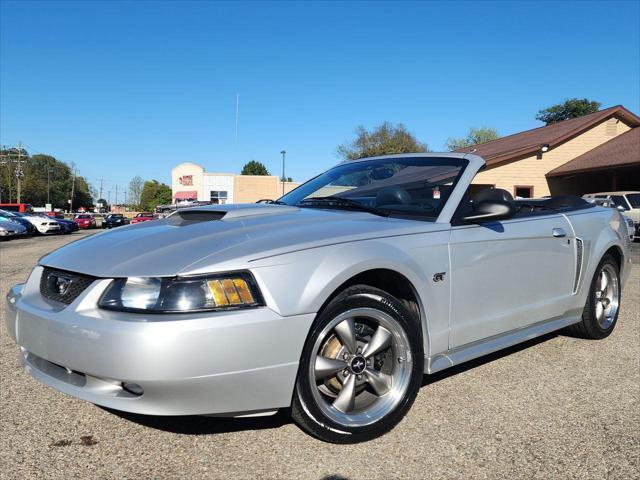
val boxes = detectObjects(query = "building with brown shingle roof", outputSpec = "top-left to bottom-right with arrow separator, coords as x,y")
455,105 -> 640,197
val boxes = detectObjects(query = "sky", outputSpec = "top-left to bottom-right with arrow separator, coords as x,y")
1,0 -> 639,196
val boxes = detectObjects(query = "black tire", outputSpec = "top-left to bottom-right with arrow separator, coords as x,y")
565,253 -> 621,339
291,285 -> 424,443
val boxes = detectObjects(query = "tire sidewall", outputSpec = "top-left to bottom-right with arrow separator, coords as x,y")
293,285 -> 424,443
584,254 -> 621,338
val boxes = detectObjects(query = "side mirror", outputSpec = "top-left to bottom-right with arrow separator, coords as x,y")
463,199 -> 516,223
616,205 -> 626,212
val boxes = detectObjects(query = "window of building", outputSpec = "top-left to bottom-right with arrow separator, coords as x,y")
514,186 -> 533,198
210,191 -> 228,204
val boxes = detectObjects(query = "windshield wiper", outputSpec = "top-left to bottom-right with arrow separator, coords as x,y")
298,196 -> 389,217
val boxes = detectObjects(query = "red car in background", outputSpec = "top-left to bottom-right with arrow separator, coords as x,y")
72,214 -> 96,229
130,212 -> 155,224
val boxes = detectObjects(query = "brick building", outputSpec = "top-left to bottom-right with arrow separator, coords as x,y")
456,105 -> 639,197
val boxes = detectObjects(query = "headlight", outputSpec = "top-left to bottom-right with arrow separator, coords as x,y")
98,272 -> 263,313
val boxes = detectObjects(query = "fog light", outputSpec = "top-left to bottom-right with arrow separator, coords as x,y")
122,382 -> 144,396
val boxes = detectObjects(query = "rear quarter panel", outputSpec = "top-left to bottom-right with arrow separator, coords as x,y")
564,207 -> 631,311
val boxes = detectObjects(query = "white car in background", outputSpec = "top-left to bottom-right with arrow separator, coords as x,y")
20,213 -> 61,234
583,196 -> 636,241
583,191 -> 639,239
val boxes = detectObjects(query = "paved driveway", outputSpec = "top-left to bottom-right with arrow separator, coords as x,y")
1,233 -> 638,479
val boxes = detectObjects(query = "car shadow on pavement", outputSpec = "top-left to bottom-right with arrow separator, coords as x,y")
421,332 -> 558,387
100,406 -> 293,435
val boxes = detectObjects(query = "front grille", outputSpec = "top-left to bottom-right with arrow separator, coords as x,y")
573,238 -> 583,294
40,267 -> 97,305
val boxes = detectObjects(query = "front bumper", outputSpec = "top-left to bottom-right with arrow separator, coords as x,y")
5,267 -> 315,416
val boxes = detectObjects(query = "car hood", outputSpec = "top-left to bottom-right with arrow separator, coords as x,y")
40,204 -> 440,277
0,220 -> 24,230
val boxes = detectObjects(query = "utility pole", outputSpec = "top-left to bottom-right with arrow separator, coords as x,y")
115,184 -> 118,206
69,167 -> 76,213
107,190 -> 111,209
99,176 -> 104,200
0,145 -> 13,201
46,165 -> 53,205
280,149 -> 286,196
15,142 -> 24,203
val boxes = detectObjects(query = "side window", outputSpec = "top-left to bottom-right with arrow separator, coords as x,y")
610,195 -> 628,210
514,186 -> 533,198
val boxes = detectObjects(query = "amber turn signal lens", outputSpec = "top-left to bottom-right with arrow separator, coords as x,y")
207,278 -> 255,307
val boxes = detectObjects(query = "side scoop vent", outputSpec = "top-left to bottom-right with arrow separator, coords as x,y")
167,210 -> 226,226
573,238 -> 583,294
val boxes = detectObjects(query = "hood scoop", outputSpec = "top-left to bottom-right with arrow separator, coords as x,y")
167,204 -> 300,226
167,210 -> 226,226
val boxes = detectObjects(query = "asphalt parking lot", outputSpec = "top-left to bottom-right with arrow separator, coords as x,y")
1,232 -> 638,480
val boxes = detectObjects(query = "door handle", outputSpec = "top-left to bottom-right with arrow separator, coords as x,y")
552,228 -> 567,238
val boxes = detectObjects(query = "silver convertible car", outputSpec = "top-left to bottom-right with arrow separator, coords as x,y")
5,154 -> 631,443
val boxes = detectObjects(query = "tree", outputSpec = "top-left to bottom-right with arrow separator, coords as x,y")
536,98 -> 601,125
154,183 -> 172,206
336,122 -> 428,160
138,180 -> 172,211
0,151 -> 93,210
446,127 -> 500,151
241,160 -> 270,176
128,175 -> 144,209
139,180 -> 158,211
96,198 -> 109,212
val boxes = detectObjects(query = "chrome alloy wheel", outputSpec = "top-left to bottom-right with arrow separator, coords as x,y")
594,263 -> 619,329
308,307 -> 413,428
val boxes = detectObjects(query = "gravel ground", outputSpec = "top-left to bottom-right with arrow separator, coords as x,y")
1,232 -> 638,480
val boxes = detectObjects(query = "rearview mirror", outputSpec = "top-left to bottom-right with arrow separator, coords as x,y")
463,199 -> 516,223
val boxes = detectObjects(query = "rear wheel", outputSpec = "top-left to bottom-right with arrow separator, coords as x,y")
566,254 -> 621,339
291,285 -> 423,443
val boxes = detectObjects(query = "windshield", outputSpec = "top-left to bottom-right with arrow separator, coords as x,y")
278,156 -> 467,218
75,215 -> 90,219
626,194 -> 640,208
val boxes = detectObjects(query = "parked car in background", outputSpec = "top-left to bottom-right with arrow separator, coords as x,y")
0,217 -> 27,239
0,203 -> 34,213
72,214 -> 96,229
103,213 -> 130,229
4,153 -> 632,443
0,210 -> 37,236
18,213 -> 61,235
583,196 -> 637,241
130,212 -> 155,224
34,214 -> 79,235
584,191 -> 639,238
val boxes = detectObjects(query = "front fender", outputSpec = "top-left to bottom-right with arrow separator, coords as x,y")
250,231 -> 451,356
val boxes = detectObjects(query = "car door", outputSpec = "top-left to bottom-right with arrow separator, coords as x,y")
448,213 -> 575,349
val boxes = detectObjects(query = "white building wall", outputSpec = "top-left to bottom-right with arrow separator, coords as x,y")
203,174 -> 235,204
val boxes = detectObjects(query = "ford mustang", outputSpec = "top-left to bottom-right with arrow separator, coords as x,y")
5,153 -> 631,443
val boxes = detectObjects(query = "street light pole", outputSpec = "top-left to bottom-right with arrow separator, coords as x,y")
280,149 -> 286,196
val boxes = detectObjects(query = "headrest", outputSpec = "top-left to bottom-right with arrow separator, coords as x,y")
376,186 -> 412,206
473,188 -> 514,204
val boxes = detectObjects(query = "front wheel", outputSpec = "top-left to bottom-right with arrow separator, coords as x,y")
291,285 -> 423,443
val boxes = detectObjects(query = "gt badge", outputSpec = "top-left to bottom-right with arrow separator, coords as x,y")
433,272 -> 446,282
